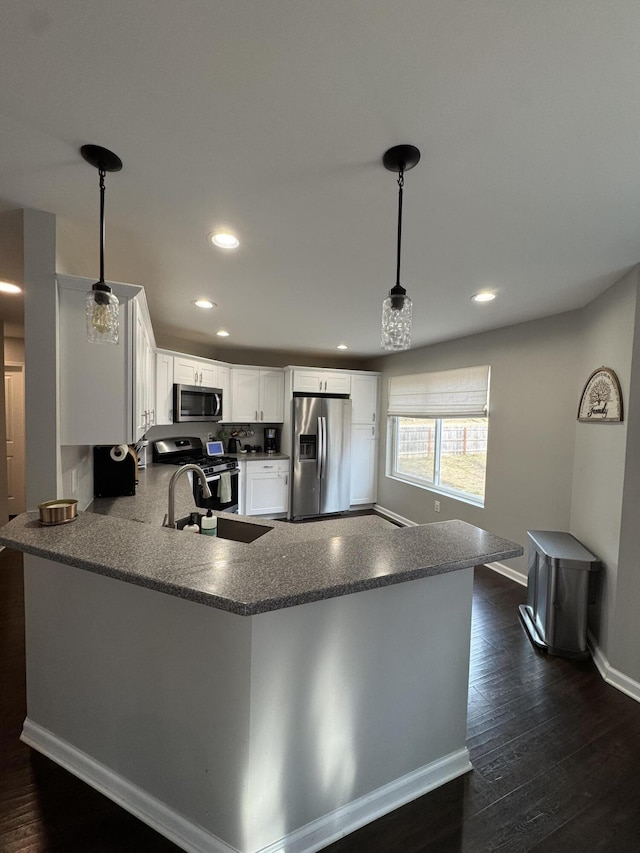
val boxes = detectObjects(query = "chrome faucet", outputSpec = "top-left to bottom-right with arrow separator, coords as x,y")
167,464 -> 212,529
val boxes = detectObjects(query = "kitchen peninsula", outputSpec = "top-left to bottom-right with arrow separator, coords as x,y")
0,490 -> 521,853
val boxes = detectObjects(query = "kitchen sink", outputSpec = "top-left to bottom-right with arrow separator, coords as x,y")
173,515 -> 271,543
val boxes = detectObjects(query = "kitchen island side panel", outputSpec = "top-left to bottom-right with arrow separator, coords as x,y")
22,554 -> 254,851
245,568 -> 474,851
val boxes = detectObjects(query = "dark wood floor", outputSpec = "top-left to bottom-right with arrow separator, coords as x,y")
2,549 -> 640,852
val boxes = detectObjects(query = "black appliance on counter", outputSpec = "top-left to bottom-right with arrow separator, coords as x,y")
93,445 -> 138,497
152,436 -> 240,513
264,427 -> 278,454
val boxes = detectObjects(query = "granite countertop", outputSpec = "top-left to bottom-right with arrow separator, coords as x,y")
0,464 -> 523,615
231,452 -> 289,462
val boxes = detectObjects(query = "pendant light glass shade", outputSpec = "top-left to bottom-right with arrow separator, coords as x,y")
86,283 -> 119,344
380,144 -> 420,352
381,289 -> 412,350
80,144 -> 123,345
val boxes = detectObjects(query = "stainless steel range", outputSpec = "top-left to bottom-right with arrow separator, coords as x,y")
153,437 -> 240,513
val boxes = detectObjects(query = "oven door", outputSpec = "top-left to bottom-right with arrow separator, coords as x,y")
194,469 -> 239,514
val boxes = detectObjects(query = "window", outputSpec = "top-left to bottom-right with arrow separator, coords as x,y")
387,366 -> 490,505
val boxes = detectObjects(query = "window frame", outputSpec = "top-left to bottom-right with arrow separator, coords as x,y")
386,414 -> 487,508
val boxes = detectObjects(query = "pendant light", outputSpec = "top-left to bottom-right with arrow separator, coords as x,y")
381,144 -> 420,351
80,144 -> 123,344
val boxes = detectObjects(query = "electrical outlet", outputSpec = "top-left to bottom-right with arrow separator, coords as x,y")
434,500 -> 440,512
208,432 -> 215,440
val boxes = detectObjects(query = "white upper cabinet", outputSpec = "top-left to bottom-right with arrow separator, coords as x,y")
350,374 -> 379,424
231,368 -> 284,422
155,351 -> 174,426
58,276 -> 138,446
133,298 -> 156,441
174,355 -> 217,387
156,354 -> 231,425
292,369 -> 351,395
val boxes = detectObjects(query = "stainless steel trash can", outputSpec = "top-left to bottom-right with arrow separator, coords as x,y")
519,530 -> 601,659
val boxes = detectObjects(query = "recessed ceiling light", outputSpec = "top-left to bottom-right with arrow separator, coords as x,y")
336,344 -> 349,350
207,232 -> 239,250
0,281 -> 22,294
471,291 -> 497,303
216,330 -> 230,337
193,299 -> 216,309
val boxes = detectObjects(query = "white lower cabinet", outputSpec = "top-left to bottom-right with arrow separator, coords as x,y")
350,424 -> 378,505
243,459 -> 289,516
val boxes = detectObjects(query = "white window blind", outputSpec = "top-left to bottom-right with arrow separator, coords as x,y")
387,365 -> 490,417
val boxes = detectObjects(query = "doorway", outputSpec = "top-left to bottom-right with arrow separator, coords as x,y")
5,363 -> 25,515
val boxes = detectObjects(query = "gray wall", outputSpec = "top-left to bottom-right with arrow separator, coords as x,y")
368,269 -> 640,684
367,310 -> 582,577
570,268 -> 637,662
605,271 -> 640,681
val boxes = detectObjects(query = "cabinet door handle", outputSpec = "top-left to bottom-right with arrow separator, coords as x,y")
150,409 -> 155,425
372,426 -> 375,436
318,378 -> 322,391
373,412 -> 376,422
255,410 -> 258,421
324,380 -> 327,391
260,410 -> 263,421
285,475 -> 288,486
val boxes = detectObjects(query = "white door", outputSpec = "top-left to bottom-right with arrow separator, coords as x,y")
199,363 -> 217,387
260,370 -> 284,422
232,369 -> 260,421
156,353 -> 174,425
293,370 -> 322,394
5,364 -> 25,514
174,357 -> 198,385
351,375 -> 379,423
350,423 -> 378,505
324,372 -> 351,395
246,471 -> 289,514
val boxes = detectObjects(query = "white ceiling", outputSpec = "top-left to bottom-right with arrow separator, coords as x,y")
1,1 -> 640,357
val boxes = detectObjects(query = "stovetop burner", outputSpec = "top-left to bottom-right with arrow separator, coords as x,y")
174,454 -> 237,468
152,437 -> 239,475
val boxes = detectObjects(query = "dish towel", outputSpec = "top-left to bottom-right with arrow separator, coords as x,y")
219,471 -> 232,503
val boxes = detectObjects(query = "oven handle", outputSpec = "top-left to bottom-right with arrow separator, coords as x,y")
204,469 -> 240,483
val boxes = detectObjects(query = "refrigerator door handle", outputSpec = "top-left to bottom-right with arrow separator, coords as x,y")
321,416 -> 328,479
316,417 -> 323,479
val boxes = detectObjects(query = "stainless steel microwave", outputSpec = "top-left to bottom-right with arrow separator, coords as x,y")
173,384 -> 223,422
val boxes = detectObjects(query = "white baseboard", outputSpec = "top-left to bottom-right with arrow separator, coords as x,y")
486,560 -> 527,586
257,748 -> 472,853
373,504 -> 417,526
587,632 -> 640,705
21,719 -> 234,853
21,718 -> 470,853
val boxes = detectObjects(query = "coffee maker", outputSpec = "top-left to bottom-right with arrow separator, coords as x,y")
264,427 -> 278,455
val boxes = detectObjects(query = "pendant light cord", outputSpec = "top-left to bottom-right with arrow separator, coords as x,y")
396,170 -> 404,290
99,169 -> 106,282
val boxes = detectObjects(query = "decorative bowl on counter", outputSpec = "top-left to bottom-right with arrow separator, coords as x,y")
38,499 -> 78,526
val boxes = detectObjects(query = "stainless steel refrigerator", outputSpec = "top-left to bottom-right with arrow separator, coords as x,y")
290,395 -> 352,519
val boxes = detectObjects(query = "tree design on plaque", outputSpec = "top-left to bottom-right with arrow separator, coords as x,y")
577,367 -> 623,422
